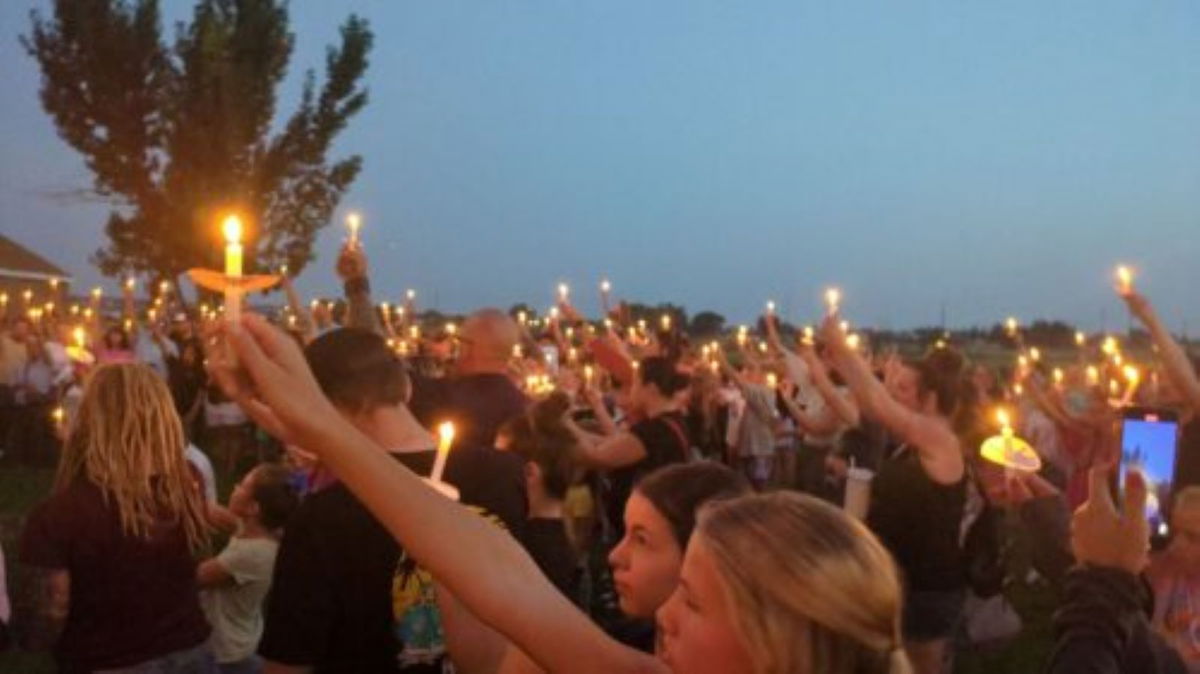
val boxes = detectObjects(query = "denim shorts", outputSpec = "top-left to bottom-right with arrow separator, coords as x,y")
903,588 -> 966,642
94,643 -> 217,674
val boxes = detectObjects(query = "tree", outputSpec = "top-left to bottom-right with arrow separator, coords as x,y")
689,310 -> 725,338
23,0 -> 372,287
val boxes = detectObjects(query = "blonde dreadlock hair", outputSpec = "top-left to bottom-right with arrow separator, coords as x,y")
55,363 -> 209,552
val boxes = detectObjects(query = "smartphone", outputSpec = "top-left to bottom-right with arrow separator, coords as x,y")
1119,407 -> 1181,538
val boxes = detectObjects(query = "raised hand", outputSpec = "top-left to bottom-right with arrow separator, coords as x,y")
206,314 -> 345,449
1070,464 -> 1150,575
336,243 -> 369,282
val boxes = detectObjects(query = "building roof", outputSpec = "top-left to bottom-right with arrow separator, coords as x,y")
0,234 -> 71,282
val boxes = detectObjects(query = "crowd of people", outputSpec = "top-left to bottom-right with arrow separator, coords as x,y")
0,241 -> 1197,674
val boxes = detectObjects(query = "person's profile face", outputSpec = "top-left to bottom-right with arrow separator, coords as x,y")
888,365 -> 922,412
656,536 -> 753,674
608,491 -> 684,619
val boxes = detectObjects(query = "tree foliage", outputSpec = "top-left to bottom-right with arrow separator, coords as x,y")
23,0 -> 372,284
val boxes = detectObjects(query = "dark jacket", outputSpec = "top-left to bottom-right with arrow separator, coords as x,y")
1046,566 -> 1187,674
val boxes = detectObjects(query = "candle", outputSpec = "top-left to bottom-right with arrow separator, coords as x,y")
346,212 -> 362,247
1075,331 -> 1086,347
429,421 -> 455,486
1102,336 -> 1119,356
549,307 -> 560,321
1005,317 -> 1018,337
802,325 -> 815,346
222,215 -> 244,324
824,287 -> 841,316
159,280 -> 171,297
766,372 -> 778,389
997,409 -> 1016,477
637,319 -> 647,333
517,311 -> 527,326
1121,365 -> 1141,405
661,314 -> 671,332
839,320 -> 850,334
584,364 -> 594,386
1053,368 -> 1064,388
24,289 -> 34,305
0,293 -> 7,308
565,326 -> 575,341
69,304 -> 79,317
73,327 -> 86,350
1086,365 -> 1100,386
90,287 -> 101,302
600,279 -> 611,294
406,289 -> 416,302
49,277 -> 58,290
1029,347 -> 1041,363
766,300 -> 776,316
513,344 -> 524,360
288,315 -> 297,329
446,322 -> 458,338
845,333 -> 861,350
1115,265 -> 1134,295
280,264 -> 289,276
125,277 -> 136,292
52,406 -> 65,428
558,283 -> 570,303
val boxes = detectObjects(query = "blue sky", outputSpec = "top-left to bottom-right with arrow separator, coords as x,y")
2,1 -> 1199,330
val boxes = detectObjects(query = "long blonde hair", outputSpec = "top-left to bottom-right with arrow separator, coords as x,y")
55,363 -> 208,551
697,492 -> 910,674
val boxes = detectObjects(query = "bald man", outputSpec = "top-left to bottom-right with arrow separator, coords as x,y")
409,308 -> 529,449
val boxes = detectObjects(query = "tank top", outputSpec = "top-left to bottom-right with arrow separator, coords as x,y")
867,444 -> 967,592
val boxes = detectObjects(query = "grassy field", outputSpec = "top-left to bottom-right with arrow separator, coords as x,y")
0,461 -> 1058,673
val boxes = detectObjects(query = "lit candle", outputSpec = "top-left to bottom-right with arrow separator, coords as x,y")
69,304 -> 79,316
637,319 -> 647,333
90,287 -> 101,302
406,289 -> 416,302
766,300 -> 776,316
1053,368 -> 1064,388
565,326 -> 575,341
222,215 -> 244,324
517,311 -> 527,327
660,314 -> 671,332
49,277 -> 59,291
766,372 -> 778,389
159,280 -> 171,297
380,302 -> 391,325
23,289 -> 34,305
1075,331 -> 1086,347
73,327 -> 86,350
429,421 -> 455,486
996,409 -> 1016,477
600,279 -> 611,294
824,287 -> 841,316
52,406 -> 65,429
1115,265 -> 1134,295
1102,336 -> 1119,356
0,293 -> 7,309
839,320 -> 850,333
346,212 -> 362,247
549,307 -> 561,321
288,315 -> 297,330
1086,365 -> 1100,386
584,364 -> 594,386
1029,347 -> 1041,362
802,325 -> 815,346
446,322 -> 458,338
410,325 -> 421,340
513,344 -> 524,360
280,264 -> 289,276
845,333 -> 861,350
125,277 -> 136,292
1005,317 -> 1018,337
558,283 -> 570,303
1121,365 -> 1141,405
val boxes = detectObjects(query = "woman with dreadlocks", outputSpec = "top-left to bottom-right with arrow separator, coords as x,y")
16,363 -> 214,673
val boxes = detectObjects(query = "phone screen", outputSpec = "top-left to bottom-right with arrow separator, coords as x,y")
1119,408 -> 1180,537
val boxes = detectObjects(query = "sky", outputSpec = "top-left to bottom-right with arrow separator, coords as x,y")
2,1 -> 1199,331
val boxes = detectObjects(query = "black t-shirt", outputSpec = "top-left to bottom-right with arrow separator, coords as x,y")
867,445 -> 967,593
410,373 -> 529,449
521,518 -> 577,601
258,447 -> 526,673
605,412 -> 690,539
20,480 -> 210,673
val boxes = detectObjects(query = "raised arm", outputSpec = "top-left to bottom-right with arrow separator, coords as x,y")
821,317 -> 962,485
211,315 -> 660,674
1121,290 -> 1200,413
337,245 -> 383,336
798,344 -> 861,428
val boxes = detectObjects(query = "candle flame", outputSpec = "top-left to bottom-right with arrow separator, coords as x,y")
824,287 -> 841,312
222,215 -> 243,244
1123,365 -> 1140,383
600,279 -> 611,293
996,409 -> 1011,429
766,300 -> 776,314
1116,265 -> 1133,290
1075,331 -> 1085,346
437,421 -> 456,446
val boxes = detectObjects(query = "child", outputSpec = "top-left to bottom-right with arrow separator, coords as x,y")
198,464 -> 299,673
